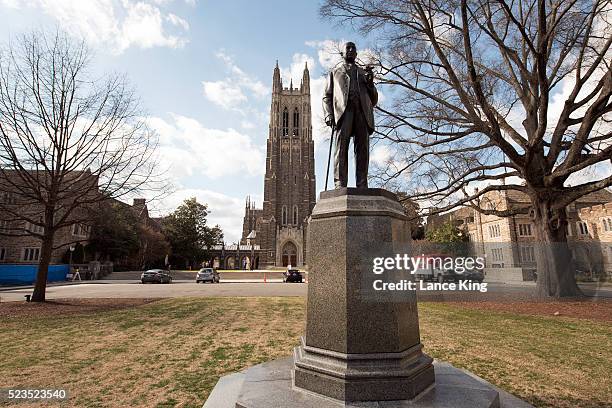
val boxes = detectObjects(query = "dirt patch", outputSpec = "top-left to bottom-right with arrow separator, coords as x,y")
0,298 -> 160,318
417,290 -> 582,302
441,299 -> 612,322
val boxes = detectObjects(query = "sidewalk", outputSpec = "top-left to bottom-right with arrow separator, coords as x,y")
579,281 -> 612,288
485,280 -> 536,287
0,278 -> 291,292
0,280 -> 95,292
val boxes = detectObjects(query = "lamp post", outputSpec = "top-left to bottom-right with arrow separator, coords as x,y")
69,245 -> 75,280
69,245 -> 75,269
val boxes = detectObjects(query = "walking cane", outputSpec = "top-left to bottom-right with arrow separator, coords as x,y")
324,124 -> 335,191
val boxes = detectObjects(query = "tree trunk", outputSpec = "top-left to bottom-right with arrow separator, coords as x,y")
31,206 -> 56,302
533,199 -> 582,298
31,233 -> 55,302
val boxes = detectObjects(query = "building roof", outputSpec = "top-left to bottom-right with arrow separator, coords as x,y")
428,188 -> 612,225
575,188 -> 612,204
505,188 -> 612,205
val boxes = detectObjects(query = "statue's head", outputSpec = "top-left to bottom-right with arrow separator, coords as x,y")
343,42 -> 357,63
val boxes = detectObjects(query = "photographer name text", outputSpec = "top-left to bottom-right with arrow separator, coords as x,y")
371,254 -> 488,293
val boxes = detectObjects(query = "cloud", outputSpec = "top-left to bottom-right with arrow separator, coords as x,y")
216,51 -> 268,98
371,144 -> 392,166
280,53 -> 315,86
151,0 -> 196,5
118,1 -> 187,51
202,51 -> 269,110
241,120 -> 256,129
202,80 -> 247,109
154,188 -> 251,244
0,0 -> 19,8
306,40 -> 344,71
148,114 -> 265,180
166,13 -> 189,30
307,39 -> 379,69
1,0 -> 190,53
565,162 -> 612,188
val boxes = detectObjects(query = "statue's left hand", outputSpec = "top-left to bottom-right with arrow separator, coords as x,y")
364,66 -> 374,84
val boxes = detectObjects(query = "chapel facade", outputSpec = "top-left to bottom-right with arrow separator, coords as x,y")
239,61 -> 316,268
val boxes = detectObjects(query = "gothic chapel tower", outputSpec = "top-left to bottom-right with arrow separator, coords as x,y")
246,61 -> 316,267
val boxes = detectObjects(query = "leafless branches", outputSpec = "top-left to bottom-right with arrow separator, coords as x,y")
0,30 -> 164,238
322,0 -> 611,218
0,30 -> 166,300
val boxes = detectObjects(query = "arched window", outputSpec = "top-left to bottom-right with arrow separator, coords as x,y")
282,107 -> 289,137
293,108 -> 299,136
293,205 -> 298,225
282,206 -> 288,225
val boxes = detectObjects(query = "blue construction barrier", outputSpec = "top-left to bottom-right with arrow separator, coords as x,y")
0,264 -> 70,285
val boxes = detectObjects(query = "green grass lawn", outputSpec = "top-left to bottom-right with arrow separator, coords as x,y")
0,298 -> 610,408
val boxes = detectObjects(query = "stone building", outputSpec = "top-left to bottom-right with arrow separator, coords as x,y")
237,61 -> 316,268
426,188 -> 612,280
0,170 -> 96,264
0,168 -> 156,266
0,211 -> 91,265
573,201 -> 612,277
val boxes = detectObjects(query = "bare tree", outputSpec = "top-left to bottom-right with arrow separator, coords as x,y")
0,31 -> 163,301
321,0 -> 612,297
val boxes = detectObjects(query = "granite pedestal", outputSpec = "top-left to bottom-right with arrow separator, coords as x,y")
203,189 -> 533,408
293,188 -> 433,401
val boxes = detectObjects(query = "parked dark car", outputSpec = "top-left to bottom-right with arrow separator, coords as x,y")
283,269 -> 303,283
196,268 -> 220,283
457,268 -> 484,283
141,269 -> 172,284
428,267 -> 485,283
414,256 -> 484,283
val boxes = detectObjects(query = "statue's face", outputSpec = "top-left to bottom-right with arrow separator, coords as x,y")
344,42 -> 357,63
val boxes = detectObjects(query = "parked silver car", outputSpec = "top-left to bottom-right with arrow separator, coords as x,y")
196,268 -> 220,283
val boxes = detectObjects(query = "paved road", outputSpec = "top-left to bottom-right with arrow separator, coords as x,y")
0,281 -> 307,302
1,279 -> 610,303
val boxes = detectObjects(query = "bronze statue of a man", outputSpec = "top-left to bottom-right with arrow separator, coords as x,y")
323,41 -> 378,189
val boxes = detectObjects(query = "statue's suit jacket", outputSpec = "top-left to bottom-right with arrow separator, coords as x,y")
322,63 -> 378,135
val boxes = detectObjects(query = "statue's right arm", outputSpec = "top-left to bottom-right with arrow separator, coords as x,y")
322,71 -> 334,126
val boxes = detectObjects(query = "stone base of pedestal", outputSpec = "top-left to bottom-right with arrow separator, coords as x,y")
293,337 -> 435,401
203,357 -> 534,408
